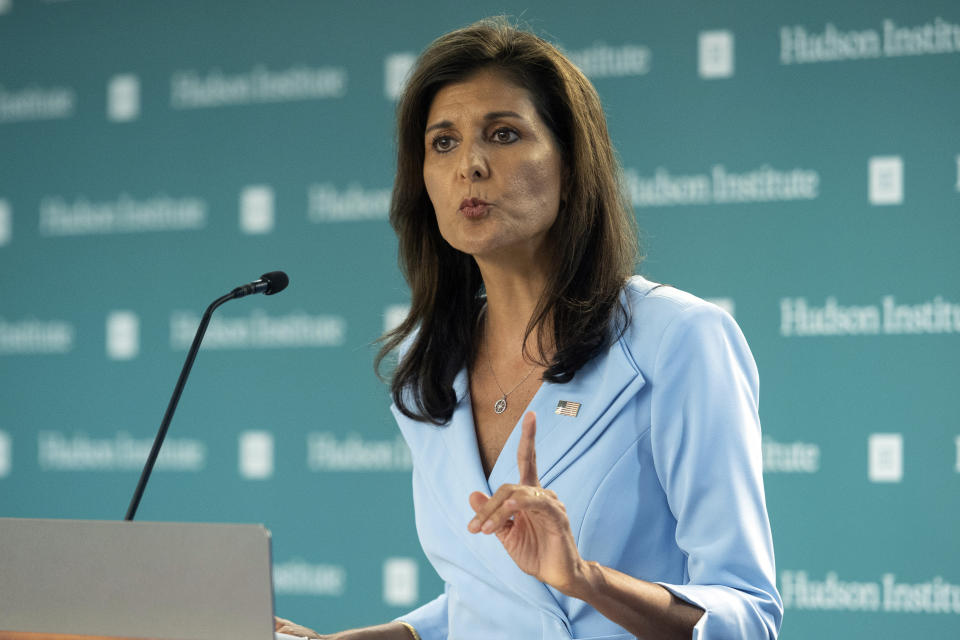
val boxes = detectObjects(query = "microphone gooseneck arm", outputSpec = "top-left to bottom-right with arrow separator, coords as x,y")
124,291 -> 235,521
124,270 -> 288,522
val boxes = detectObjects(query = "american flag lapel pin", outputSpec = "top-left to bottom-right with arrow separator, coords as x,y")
555,400 -> 581,417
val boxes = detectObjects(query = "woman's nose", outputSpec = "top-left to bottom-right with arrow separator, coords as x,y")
458,141 -> 489,181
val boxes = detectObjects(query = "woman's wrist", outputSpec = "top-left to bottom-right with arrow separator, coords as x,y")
558,562 -> 705,639
332,622 -> 418,640
558,558 -> 605,601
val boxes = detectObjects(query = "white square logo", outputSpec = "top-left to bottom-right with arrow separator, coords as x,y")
954,435 -> 960,473
239,431 -> 274,480
384,52 -> 417,100
106,311 -> 139,360
383,557 -> 418,606
239,185 -> 275,234
869,156 -> 903,205
0,199 -> 10,246
698,30 -> 735,79
383,304 -> 410,334
868,433 -> 903,483
107,74 -> 140,122
0,430 -> 11,478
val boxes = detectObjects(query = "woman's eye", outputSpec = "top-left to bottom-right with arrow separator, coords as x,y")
492,128 -> 519,143
432,135 -> 456,152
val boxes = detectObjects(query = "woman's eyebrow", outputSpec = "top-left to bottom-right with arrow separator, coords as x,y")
424,110 -> 525,134
425,119 -> 453,134
483,110 -> 523,122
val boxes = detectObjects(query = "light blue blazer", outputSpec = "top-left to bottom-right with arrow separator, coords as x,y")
394,277 -> 783,639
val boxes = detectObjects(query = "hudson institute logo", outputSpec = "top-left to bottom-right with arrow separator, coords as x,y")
567,42 -> 652,78
0,430 -> 10,478
780,18 -> 960,64
0,199 -> 10,246
38,431 -> 205,471
170,310 -> 346,350
384,52 -> 416,100
171,65 -> 347,109
307,182 -> 391,222
0,317 -> 74,354
698,30 -> 735,78
626,164 -> 819,207
39,193 -> 207,236
239,185 -> 275,234
383,304 -> 409,334
238,430 -> 274,480
0,83 -> 75,122
107,74 -> 140,122
273,559 -> 346,596
106,311 -> 139,360
869,156 -> 904,205
762,437 -> 820,473
868,433 -> 903,483
781,570 -> 960,613
383,557 -> 418,606
779,295 -> 960,336
306,432 -> 412,472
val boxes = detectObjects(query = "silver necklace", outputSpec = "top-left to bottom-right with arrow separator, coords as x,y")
485,341 -> 538,415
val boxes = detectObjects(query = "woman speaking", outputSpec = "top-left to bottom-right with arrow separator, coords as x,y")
277,17 -> 782,640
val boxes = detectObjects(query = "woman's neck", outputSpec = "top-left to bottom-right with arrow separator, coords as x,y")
476,257 -> 553,362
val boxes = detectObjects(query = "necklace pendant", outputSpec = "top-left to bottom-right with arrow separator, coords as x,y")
494,397 -> 507,414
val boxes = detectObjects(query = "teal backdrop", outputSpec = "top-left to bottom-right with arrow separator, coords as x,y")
1,0 -> 959,637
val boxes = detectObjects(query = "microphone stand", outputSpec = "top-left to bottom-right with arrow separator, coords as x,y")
124,291 -> 237,521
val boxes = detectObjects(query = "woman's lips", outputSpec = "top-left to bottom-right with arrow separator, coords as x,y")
459,198 -> 490,218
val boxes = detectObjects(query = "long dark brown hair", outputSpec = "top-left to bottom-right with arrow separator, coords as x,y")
376,17 -> 639,424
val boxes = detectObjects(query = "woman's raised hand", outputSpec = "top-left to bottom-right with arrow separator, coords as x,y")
467,411 -> 590,597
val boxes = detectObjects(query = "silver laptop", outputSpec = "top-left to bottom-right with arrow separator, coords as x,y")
0,518 -> 275,640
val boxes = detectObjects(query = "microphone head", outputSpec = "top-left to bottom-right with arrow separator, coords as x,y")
260,271 -> 289,295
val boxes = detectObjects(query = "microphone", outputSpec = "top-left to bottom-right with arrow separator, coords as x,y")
231,271 -> 289,298
124,270 -> 290,521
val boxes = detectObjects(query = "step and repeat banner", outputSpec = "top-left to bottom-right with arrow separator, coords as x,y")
1,0 -> 958,636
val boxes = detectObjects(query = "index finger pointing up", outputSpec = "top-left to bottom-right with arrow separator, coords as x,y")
517,411 -> 540,487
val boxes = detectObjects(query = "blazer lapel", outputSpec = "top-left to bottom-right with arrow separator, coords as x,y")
488,336 -> 646,490
402,371 -> 571,631
472,337 -> 646,631
395,331 -> 646,636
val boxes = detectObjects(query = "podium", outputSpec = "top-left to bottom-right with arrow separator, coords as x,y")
0,518 -> 275,640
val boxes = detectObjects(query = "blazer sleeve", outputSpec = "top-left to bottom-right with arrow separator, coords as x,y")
395,590 -> 448,640
648,302 -> 783,639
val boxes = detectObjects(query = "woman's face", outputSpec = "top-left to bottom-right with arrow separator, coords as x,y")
422,69 -> 564,266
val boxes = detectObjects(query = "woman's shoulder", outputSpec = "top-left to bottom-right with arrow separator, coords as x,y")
618,275 -> 746,363
623,275 -> 730,323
